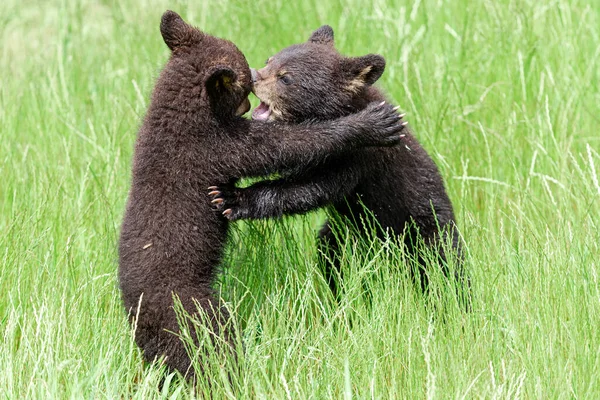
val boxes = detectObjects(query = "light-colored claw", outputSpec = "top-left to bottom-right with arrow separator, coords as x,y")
398,113 -> 406,118
401,121 -> 409,126
400,134 -> 406,138
379,101 -> 386,106
211,198 -> 223,205
207,186 -> 218,190
223,209 -> 232,217
392,106 -> 401,111
208,190 -> 220,196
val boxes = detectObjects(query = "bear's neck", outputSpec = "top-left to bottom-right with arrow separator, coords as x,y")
350,86 -> 388,111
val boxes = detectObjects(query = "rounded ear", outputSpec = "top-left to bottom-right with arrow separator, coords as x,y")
205,66 -> 237,99
342,54 -> 386,88
308,25 -> 334,47
160,10 -> 201,51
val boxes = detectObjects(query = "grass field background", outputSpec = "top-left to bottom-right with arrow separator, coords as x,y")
1,0 -> 599,398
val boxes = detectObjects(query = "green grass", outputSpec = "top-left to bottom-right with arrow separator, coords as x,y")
2,0 -> 599,397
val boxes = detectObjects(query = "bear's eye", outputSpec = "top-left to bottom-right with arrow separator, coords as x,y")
279,74 -> 293,85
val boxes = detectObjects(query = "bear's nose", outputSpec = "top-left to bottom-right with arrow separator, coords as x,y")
250,68 -> 261,83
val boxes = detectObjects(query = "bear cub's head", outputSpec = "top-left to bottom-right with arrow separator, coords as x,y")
159,10 -> 252,120
251,25 -> 385,123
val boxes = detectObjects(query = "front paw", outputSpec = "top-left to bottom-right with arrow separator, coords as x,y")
208,186 -> 242,221
360,101 -> 408,146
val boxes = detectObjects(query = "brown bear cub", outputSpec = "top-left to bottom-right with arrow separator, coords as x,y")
210,26 -> 468,301
119,13 -> 405,379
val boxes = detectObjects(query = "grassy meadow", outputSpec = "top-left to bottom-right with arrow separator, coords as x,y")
1,0 -> 599,397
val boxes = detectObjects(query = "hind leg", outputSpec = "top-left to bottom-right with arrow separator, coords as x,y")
317,221 -> 343,299
441,225 -> 472,311
405,222 -> 471,310
131,288 -> 234,381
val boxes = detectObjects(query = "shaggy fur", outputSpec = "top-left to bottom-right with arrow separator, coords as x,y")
118,13 -> 405,379
210,26 -> 467,299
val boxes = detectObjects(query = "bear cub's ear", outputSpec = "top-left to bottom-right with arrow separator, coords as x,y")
205,66 -> 237,98
308,25 -> 334,47
160,10 -> 201,51
342,54 -> 386,88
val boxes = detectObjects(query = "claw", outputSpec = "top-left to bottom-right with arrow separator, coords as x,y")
392,106 -> 401,111
379,101 -> 386,106
208,190 -> 220,196
211,198 -> 223,205
223,209 -> 232,217
398,113 -> 406,118
401,121 -> 409,126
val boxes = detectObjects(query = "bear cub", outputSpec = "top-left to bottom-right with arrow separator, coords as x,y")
210,26 -> 468,300
118,13 -> 405,379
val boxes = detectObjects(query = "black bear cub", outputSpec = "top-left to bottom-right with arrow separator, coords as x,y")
211,26 -> 467,300
118,13 -> 404,379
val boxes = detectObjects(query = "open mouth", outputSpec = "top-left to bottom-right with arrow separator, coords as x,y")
251,100 -> 272,121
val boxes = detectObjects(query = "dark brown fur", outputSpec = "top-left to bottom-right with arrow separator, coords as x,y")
118,14 -> 405,379
210,26 -> 468,300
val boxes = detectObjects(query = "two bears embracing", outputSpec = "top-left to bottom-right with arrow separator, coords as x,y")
118,10 -> 467,380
